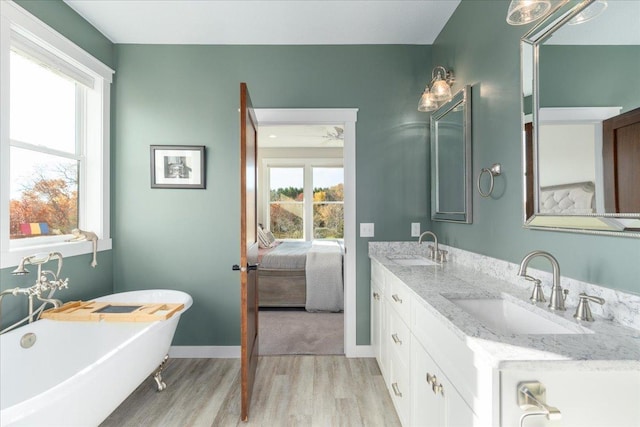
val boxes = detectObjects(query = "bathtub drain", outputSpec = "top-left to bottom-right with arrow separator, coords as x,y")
20,332 -> 36,348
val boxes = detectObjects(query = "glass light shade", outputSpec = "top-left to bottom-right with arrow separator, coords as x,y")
430,79 -> 452,102
506,0 -> 552,25
568,1 -> 607,25
418,89 -> 438,112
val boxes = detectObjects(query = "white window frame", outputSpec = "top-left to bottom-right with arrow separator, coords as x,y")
262,158 -> 344,241
0,1 -> 113,268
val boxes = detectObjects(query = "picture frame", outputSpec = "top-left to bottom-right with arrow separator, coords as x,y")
150,145 -> 206,189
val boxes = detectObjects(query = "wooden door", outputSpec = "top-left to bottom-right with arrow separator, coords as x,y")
603,107 -> 640,213
239,82 -> 259,421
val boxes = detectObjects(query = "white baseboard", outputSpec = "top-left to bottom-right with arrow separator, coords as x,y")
169,345 -> 374,359
347,345 -> 374,358
169,346 -> 241,358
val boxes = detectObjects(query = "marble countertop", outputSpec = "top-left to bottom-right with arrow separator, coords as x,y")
370,245 -> 640,370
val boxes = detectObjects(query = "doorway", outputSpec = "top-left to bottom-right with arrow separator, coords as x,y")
254,108 -> 358,357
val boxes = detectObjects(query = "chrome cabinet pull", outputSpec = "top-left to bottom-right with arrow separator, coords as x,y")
392,294 -> 402,303
426,373 -> 436,385
391,333 -> 402,345
432,382 -> 444,396
426,373 -> 444,396
392,382 -> 403,397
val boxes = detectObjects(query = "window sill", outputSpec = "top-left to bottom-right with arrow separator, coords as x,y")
2,238 -> 112,269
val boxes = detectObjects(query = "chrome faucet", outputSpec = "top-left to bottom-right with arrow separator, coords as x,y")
418,231 -> 447,262
518,250 -> 567,311
1,252 -> 69,334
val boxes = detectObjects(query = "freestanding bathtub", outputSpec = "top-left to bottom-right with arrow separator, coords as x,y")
0,289 -> 192,427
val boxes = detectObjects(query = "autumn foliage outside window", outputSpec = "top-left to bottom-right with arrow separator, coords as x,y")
268,166 -> 344,240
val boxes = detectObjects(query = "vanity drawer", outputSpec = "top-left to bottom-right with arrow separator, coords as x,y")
387,305 -> 411,366
385,272 -> 412,325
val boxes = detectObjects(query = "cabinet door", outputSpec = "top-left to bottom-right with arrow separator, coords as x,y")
412,338 -> 478,427
442,374 -> 480,427
411,339 -> 445,427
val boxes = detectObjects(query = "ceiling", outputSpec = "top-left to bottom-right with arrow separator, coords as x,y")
63,0 -> 460,45
259,125 -> 344,149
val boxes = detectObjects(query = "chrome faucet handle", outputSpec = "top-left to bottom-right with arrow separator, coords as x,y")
436,249 -> 448,263
523,275 -> 546,304
427,245 -> 435,260
573,293 -> 605,322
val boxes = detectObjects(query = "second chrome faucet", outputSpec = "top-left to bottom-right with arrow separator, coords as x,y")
518,250 -> 567,311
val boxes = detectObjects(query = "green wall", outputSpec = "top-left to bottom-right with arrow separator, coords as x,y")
113,45 -> 432,345
1,0 -> 114,327
540,45 -> 640,113
431,0 -> 640,295
14,0 -> 115,69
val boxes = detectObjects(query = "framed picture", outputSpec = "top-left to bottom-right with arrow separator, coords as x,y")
150,145 -> 206,189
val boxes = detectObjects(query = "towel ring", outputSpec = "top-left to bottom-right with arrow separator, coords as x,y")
477,163 -> 502,198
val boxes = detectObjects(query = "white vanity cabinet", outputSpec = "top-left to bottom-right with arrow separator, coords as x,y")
370,257 -> 640,427
371,259 -> 482,426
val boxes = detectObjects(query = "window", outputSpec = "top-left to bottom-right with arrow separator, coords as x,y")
1,2 -> 114,267
10,50 -> 81,240
269,167 -> 304,239
312,167 -> 344,239
266,162 -> 344,240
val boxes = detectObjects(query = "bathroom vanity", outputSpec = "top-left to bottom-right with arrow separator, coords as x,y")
370,242 -> 640,427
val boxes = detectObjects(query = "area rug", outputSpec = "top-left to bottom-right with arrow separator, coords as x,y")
259,309 -> 344,355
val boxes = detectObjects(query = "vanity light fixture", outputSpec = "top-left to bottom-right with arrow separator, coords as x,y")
418,87 -> 438,112
506,0 -> 553,25
417,66 -> 454,112
568,0 -> 607,25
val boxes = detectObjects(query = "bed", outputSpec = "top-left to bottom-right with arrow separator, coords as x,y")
539,181 -> 596,214
257,240 -> 344,312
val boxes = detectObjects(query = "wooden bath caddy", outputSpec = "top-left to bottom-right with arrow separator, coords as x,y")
41,301 -> 184,322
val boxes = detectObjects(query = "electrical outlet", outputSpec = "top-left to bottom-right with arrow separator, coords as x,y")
411,222 -> 421,237
360,223 -> 375,238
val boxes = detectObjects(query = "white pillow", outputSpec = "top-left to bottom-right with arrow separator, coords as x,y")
264,229 -> 276,246
257,227 -> 271,248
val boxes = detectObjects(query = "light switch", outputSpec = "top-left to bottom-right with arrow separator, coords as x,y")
360,223 -> 375,237
411,222 -> 421,237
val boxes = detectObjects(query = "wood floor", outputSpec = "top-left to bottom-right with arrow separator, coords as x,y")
101,356 -> 401,427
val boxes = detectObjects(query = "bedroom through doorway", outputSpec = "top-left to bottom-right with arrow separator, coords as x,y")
256,123 -> 346,356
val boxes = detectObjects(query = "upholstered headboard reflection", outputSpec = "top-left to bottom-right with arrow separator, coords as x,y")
540,181 -> 596,215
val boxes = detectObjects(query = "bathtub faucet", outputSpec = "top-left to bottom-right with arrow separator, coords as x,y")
1,252 -> 69,334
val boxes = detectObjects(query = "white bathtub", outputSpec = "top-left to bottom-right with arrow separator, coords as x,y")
0,289 -> 192,427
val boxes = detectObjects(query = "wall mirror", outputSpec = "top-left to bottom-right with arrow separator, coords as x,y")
431,85 -> 472,223
521,0 -> 640,237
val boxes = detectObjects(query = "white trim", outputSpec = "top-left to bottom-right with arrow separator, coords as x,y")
0,1 -> 113,269
168,345 -> 373,359
255,108 -> 359,357
169,345 -> 241,358
538,106 -> 621,123
1,1 -> 113,82
261,157 -> 344,241
350,345 -> 374,359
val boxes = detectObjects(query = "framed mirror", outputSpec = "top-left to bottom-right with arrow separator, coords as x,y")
521,0 -> 640,237
431,85 -> 472,223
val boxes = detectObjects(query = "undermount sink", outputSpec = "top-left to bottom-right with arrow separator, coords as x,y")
446,296 -> 592,335
386,255 -> 437,266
